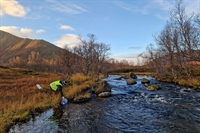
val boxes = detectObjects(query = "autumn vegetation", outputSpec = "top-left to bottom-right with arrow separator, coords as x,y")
0,0 -> 200,132
0,66 -> 59,132
0,66 -> 101,132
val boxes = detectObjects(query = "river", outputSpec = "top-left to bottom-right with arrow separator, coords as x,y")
9,75 -> 200,133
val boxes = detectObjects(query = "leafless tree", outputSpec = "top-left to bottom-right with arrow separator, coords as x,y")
72,34 -> 110,78
58,46 -> 79,76
169,0 -> 200,78
73,34 -> 96,75
141,0 -> 200,80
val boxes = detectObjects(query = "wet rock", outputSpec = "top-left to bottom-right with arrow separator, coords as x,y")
114,76 -> 122,80
144,83 -> 149,87
121,74 -> 130,79
73,93 -> 92,103
146,84 -> 160,91
141,78 -> 150,84
98,92 -> 112,97
95,80 -> 111,94
182,89 -> 191,92
73,97 -> 92,103
121,72 -> 137,79
126,78 -> 137,85
129,72 -> 137,79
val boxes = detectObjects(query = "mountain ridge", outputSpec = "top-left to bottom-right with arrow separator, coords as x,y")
0,30 -> 66,65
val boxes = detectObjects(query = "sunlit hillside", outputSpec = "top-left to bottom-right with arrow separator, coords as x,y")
0,30 -> 70,65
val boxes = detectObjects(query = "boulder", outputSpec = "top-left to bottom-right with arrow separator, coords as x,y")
146,84 -> 160,91
98,92 -> 112,97
129,72 -> 137,79
95,80 -> 111,94
114,76 -> 122,80
126,78 -> 137,85
121,74 -> 129,79
121,73 -> 137,79
144,83 -> 149,87
141,78 -> 150,84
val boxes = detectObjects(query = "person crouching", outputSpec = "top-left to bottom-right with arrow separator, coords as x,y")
50,80 -> 67,98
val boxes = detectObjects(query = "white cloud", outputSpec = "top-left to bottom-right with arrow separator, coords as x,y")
46,0 -> 87,14
0,9 -> 3,16
114,1 -> 150,15
114,0 -> 174,15
153,0 -> 200,15
0,26 -> 45,38
20,28 -> 34,36
67,44 -> 79,49
36,29 -> 45,34
0,0 -> 28,17
60,25 -> 75,31
111,53 -> 141,63
155,13 -> 169,20
152,0 -> 174,11
55,34 -> 80,48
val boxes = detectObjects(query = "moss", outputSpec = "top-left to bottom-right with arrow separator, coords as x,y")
146,85 -> 159,91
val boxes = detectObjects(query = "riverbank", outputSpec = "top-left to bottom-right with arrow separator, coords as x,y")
0,66 -> 97,133
9,75 -> 200,133
2,67 -> 199,132
134,72 -> 200,89
0,66 -> 62,132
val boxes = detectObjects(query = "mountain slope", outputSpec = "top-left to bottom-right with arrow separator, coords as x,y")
0,30 -> 64,65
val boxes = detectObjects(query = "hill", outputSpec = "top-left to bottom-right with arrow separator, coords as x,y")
0,30 -> 65,66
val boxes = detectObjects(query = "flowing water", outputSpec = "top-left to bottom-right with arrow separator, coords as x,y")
9,75 -> 200,133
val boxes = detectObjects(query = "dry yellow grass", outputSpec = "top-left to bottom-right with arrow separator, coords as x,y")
178,78 -> 200,89
0,66 -> 62,132
0,67 -> 97,132
64,73 -> 95,99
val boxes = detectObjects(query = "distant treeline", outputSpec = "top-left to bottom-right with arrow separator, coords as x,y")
108,66 -> 153,74
4,34 -> 137,80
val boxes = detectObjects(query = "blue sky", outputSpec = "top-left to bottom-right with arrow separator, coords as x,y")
1,0 -> 200,64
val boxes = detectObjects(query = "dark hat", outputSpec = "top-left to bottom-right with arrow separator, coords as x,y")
61,81 -> 67,85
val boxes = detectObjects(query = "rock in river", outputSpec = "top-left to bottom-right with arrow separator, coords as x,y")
98,92 -> 112,97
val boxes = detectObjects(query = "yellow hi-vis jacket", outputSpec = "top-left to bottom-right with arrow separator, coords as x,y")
50,80 -> 62,91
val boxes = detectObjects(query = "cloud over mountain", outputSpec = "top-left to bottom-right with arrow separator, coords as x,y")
55,34 -> 80,48
0,26 -> 45,38
0,0 -> 28,17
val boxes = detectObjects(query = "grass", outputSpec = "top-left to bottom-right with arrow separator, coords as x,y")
0,66 -> 62,132
0,67 -> 97,133
64,73 -> 95,100
177,77 -> 200,89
